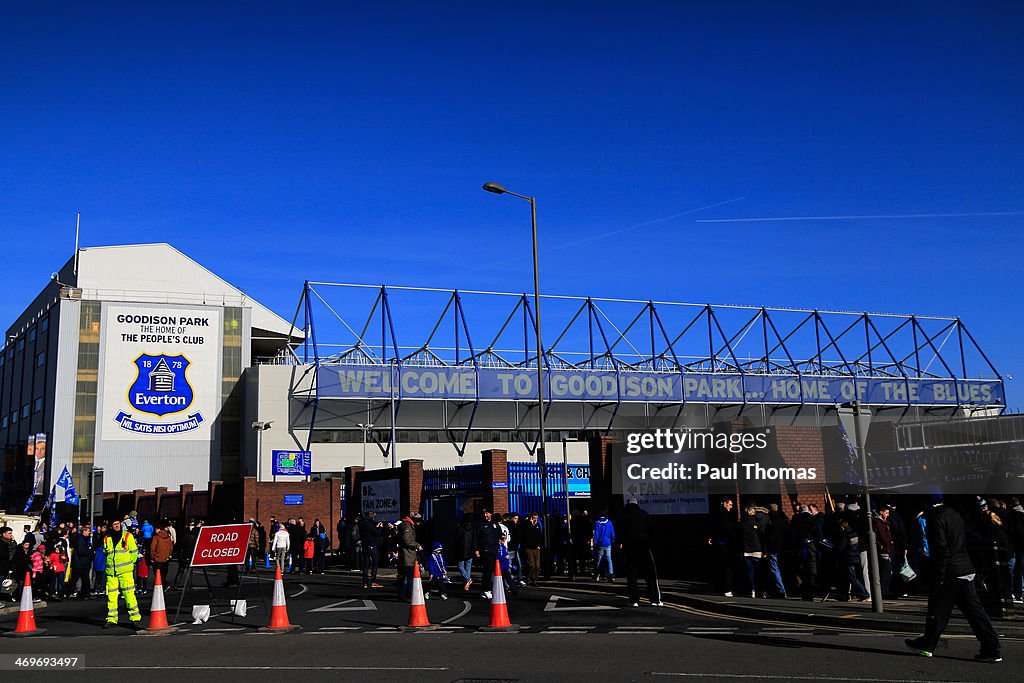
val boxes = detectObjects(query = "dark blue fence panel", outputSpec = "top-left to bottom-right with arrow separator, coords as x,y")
507,462 -> 591,516
423,464 -> 483,496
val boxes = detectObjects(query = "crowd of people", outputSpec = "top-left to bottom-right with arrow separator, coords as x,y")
708,494 -> 1024,608
0,513 -> 204,607
2,491 -> 1019,653
333,498 -> 662,608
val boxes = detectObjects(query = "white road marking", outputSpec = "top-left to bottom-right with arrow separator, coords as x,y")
616,625 -> 661,630
202,627 -> 245,632
650,675 -> 968,683
309,599 -> 377,613
441,600 -> 472,624
544,595 -> 618,612
93,666 -> 449,671
289,584 -> 308,598
318,626 -> 359,631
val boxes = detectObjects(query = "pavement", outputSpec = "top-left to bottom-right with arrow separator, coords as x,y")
652,580 -> 1024,638
0,565 -> 1021,680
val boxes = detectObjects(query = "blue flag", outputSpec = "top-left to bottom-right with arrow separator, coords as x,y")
42,484 -> 56,511
55,466 -> 80,505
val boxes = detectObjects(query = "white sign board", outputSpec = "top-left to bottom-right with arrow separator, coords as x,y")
360,479 -> 401,519
621,451 -> 709,515
98,304 -> 222,441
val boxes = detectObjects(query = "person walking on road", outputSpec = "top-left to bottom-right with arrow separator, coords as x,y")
359,512 -> 384,589
455,514 -> 476,591
906,494 -> 1002,663
149,523 -> 174,588
709,497 -> 738,597
520,512 -> 543,587
397,515 -> 421,602
592,511 -> 616,582
474,509 -> 501,600
102,519 -> 141,629
618,497 -> 662,608
271,523 -> 290,569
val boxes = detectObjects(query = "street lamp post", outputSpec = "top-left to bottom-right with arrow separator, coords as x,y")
483,181 -> 550,552
251,421 -> 274,482
357,422 -> 374,470
838,401 -> 884,614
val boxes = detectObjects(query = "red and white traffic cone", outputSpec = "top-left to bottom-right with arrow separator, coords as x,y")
138,570 -> 177,636
400,562 -> 438,631
258,565 -> 300,633
480,559 -> 518,631
3,572 -> 46,637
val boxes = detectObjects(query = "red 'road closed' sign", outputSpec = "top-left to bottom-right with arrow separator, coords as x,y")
190,523 -> 252,567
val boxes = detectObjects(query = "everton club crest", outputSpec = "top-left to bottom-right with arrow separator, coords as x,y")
114,353 -> 204,434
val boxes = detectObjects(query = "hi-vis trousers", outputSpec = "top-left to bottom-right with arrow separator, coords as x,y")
106,573 -> 141,624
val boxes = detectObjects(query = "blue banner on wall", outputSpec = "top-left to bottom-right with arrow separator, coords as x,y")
317,364 -> 1004,407
283,494 -> 304,505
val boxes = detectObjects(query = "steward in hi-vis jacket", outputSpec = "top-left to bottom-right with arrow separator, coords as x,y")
103,519 -> 141,628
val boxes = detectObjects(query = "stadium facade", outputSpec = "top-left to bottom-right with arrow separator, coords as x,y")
0,243 -> 1007,513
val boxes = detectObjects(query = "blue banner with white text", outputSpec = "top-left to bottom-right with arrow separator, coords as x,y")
316,365 -> 1004,407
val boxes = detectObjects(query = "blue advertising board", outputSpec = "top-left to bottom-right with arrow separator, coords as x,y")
273,450 -> 312,476
283,494 -> 304,505
317,364 -> 1003,407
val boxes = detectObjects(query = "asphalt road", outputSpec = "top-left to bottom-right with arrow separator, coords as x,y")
0,567 -> 1019,681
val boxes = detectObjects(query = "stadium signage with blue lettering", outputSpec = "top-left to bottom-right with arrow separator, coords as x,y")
317,365 -> 1003,407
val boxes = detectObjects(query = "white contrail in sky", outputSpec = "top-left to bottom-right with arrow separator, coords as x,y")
696,211 -> 1024,223
467,196 -> 746,272
545,196 -> 746,252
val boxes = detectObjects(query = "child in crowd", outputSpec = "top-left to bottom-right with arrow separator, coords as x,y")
426,542 -> 450,600
47,545 -> 66,600
496,531 -> 518,597
30,544 -> 45,599
303,534 -> 315,574
136,552 -> 150,595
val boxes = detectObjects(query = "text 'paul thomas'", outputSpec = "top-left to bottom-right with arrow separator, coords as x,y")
626,462 -> 818,482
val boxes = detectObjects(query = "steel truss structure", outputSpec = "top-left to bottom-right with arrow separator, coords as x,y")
283,282 -> 1004,458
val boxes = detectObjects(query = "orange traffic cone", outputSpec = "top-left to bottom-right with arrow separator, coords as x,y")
258,565 -> 300,633
480,559 -> 518,631
3,572 -> 46,637
138,570 -> 176,636
400,562 -> 438,631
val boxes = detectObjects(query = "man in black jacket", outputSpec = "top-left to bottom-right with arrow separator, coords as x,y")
519,513 -> 543,587
474,509 -> 501,599
708,497 -> 738,597
906,496 -> 1001,663
67,527 -> 94,599
619,498 -> 662,608
359,512 -> 385,589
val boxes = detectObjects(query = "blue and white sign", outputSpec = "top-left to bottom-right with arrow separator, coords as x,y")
99,304 -> 222,441
283,494 -> 304,506
318,364 -> 1004,407
491,481 -> 508,489
273,450 -> 312,476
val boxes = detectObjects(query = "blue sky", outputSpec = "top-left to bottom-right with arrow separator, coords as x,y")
2,2 -> 1022,405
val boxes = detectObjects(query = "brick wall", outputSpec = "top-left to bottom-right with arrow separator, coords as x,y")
481,449 -> 509,514
242,476 -> 342,544
402,459 -> 424,516
587,435 -> 616,512
773,425 -> 827,515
